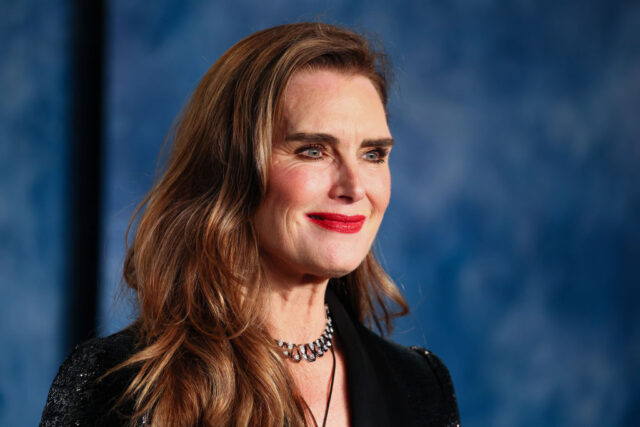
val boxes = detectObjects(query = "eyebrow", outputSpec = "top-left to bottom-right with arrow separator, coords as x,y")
284,132 -> 394,148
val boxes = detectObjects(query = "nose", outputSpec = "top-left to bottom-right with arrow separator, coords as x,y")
329,159 -> 365,202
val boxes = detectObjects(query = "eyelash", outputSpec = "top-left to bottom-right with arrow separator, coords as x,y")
364,148 -> 389,163
294,144 -> 389,163
295,144 -> 325,160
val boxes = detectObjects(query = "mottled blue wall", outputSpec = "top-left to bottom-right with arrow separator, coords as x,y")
2,1 -> 639,426
0,2 -> 70,426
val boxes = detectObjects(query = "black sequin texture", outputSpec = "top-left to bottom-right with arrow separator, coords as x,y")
40,328 -> 139,426
409,346 -> 461,427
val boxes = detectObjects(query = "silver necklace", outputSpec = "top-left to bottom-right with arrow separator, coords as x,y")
275,305 -> 334,363
274,305 -> 337,426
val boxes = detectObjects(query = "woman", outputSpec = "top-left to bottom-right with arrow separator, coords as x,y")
41,22 -> 460,426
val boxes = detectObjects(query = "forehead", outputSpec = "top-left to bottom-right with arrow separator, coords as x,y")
284,69 -> 381,106
281,70 -> 388,133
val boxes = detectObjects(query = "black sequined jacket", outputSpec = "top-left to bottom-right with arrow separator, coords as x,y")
41,290 -> 460,426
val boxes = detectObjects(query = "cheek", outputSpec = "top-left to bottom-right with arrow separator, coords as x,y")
367,168 -> 392,213
267,163 -> 327,209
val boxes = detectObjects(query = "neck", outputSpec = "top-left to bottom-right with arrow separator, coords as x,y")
264,265 -> 331,344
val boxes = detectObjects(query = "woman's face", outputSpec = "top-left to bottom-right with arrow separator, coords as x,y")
254,69 -> 392,282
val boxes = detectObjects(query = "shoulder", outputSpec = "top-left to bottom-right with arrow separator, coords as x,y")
358,326 -> 461,426
40,327 -> 138,427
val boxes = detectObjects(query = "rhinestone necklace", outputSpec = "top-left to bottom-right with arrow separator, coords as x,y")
275,305 -> 334,363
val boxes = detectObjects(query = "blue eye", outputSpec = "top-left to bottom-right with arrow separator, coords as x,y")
295,144 -> 325,160
364,149 -> 388,163
303,148 -> 323,158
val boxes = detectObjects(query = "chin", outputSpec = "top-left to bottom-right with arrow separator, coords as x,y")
311,254 -> 367,279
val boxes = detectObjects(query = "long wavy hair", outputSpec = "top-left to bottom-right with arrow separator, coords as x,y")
110,22 -> 408,426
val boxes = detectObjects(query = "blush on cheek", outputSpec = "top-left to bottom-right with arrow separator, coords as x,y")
271,165 -> 327,204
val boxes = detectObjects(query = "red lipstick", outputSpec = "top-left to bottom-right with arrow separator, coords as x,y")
306,212 -> 366,233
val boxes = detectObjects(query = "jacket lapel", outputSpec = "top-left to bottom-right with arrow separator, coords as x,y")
326,290 -> 396,427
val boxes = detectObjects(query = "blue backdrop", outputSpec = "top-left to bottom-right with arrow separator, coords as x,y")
2,1 -> 639,425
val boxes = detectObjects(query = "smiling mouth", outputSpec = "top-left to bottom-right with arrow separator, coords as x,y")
306,212 -> 366,233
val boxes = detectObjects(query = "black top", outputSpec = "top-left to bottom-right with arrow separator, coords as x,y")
41,292 -> 460,426
325,290 -> 459,427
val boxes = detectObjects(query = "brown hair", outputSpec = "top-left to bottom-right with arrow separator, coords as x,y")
112,22 -> 408,426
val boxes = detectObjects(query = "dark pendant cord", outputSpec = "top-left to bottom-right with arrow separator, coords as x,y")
321,344 -> 336,427
305,343 -> 336,427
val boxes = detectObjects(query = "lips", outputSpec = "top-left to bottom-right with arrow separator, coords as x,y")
306,212 -> 366,233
